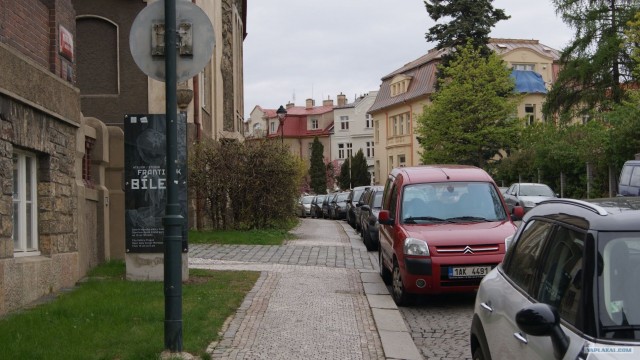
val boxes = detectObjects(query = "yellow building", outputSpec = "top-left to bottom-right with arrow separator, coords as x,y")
369,38 -> 560,184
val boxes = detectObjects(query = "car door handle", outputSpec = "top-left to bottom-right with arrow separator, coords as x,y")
513,332 -> 528,344
480,302 -> 493,312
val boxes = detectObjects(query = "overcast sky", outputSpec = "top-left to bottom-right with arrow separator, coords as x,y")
243,0 -> 573,117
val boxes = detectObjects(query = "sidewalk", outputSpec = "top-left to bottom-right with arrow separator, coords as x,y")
189,218 -> 422,360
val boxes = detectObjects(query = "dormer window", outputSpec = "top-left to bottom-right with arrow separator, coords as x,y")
513,63 -> 535,71
390,74 -> 412,97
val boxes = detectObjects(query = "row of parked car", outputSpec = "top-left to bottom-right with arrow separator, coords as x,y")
297,191 -> 351,220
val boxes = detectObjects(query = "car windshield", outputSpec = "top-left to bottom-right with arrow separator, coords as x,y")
337,192 -> 350,201
597,232 -> 640,340
401,182 -> 507,224
353,189 -> 365,201
519,184 -> 555,197
302,196 -> 314,204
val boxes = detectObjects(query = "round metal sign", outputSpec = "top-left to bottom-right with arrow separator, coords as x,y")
129,0 -> 215,82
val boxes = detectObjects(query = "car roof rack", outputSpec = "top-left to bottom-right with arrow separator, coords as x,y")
538,198 -> 608,216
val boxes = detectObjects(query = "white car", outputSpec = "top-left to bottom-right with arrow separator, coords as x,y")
503,182 -> 557,212
471,197 -> 640,360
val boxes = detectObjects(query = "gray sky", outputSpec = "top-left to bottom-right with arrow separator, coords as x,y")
243,0 -> 573,117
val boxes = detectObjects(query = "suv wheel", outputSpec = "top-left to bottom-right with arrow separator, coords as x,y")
392,261 -> 411,306
379,248 -> 392,285
472,347 -> 486,360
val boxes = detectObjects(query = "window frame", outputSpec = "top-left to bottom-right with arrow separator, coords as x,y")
13,150 -> 39,257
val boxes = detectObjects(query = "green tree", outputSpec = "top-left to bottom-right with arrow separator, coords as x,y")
351,149 -> 371,187
416,42 -> 521,167
337,158 -> 351,190
309,137 -> 327,194
544,0 -> 640,121
424,0 -> 509,66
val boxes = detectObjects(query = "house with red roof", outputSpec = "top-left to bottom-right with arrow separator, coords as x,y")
246,97 -> 338,164
368,38 -> 561,184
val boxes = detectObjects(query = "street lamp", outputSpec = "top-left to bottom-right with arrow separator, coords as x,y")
276,105 -> 287,146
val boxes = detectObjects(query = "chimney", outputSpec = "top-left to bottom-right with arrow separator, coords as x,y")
286,102 -> 295,109
305,98 -> 315,109
337,93 -> 347,107
323,98 -> 334,107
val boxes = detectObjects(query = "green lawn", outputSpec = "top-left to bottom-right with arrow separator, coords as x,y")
188,227 -> 295,246
0,261 -> 259,360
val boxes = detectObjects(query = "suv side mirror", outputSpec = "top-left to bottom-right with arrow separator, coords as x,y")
378,210 -> 394,225
516,304 -> 569,360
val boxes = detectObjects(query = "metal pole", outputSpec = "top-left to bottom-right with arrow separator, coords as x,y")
163,0 -> 183,352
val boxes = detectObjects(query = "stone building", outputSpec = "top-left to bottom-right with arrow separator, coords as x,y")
0,0 -> 114,316
0,0 -> 247,315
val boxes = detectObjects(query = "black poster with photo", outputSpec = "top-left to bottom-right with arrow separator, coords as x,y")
124,114 -> 188,253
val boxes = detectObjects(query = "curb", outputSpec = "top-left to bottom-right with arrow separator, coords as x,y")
339,222 -> 423,360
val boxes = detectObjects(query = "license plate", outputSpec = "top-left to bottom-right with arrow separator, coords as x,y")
448,266 -> 491,278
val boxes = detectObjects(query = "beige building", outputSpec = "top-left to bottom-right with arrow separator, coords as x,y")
369,39 -> 561,184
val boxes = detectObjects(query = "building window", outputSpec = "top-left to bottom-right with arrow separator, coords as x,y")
310,118 -> 319,130
308,143 -> 313,159
513,63 -> 535,71
340,116 -> 349,130
525,104 -> 535,126
582,115 -> 590,124
346,143 -> 353,158
366,141 -> 374,158
13,151 -> 39,256
392,117 -> 398,136
405,114 -> 411,134
83,137 -> 95,188
338,143 -> 345,159
365,114 -> 373,129
374,120 -> 379,142
398,154 -> 406,167
270,121 -> 276,133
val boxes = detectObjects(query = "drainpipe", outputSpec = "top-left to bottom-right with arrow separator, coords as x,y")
192,0 -> 202,229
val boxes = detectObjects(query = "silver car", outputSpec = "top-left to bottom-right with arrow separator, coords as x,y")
471,197 -> 640,360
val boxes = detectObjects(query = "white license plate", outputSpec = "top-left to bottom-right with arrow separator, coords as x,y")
448,266 -> 491,278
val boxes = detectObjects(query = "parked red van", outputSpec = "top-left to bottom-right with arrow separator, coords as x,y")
377,165 -> 523,306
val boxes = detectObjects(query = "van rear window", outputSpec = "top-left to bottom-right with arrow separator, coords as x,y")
620,165 -> 633,186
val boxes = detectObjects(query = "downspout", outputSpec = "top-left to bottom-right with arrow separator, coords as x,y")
193,0 -> 202,229
408,102 -> 414,166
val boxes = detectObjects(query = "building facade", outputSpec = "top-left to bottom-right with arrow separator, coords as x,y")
0,0 -> 247,315
332,91 -> 377,184
368,38 -> 561,184
73,0 -> 247,142
0,0 -> 116,316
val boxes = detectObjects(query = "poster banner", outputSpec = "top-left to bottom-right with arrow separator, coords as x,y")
124,113 -> 188,253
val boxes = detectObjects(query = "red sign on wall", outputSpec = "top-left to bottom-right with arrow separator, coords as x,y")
59,25 -> 74,61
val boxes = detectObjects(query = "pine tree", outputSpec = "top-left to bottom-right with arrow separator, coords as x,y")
309,137 -> 327,194
337,158 -> 351,190
351,149 -> 371,187
425,0 -> 509,66
544,0 -> 640,121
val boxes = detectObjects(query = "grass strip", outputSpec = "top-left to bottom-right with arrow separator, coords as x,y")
0,261 -> 259,360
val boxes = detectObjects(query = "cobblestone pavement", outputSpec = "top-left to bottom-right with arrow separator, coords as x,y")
189,219 -> 385,360
399,294 -> 475,360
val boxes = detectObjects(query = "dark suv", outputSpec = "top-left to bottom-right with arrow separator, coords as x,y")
471,197 -> 640,360
346,186 -> 370,229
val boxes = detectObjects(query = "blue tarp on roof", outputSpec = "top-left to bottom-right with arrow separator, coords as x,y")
511,70 -> 547,94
